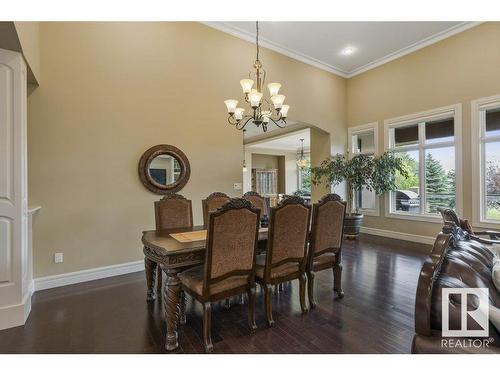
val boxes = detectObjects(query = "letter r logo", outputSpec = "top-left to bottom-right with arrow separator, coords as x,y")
442,288 -> 489,337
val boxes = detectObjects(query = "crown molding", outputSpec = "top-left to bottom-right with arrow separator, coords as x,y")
347,21 -> 482,77
202,21 -> 482,79
202,21 -> 350,78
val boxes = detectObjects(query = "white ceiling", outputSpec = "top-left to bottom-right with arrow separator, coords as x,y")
247,129 -> 310,152
204,22 -> 479,77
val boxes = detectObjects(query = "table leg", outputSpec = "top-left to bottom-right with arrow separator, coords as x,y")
144,256 -> 157,301
164,268 -> 181,351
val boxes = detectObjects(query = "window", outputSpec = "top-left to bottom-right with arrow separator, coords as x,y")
348,122 -> 379,216
297,154 -> 311,194
472,95 -> 500,228
384,104 -> 462,222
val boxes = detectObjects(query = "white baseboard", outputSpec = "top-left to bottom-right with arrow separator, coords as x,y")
360,226 -> 435,245
0,286 -> 33,330
31,229 -> 433,293
34,260 -> 145,291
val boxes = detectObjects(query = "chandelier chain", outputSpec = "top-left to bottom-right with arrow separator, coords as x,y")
256,21 -> 259,61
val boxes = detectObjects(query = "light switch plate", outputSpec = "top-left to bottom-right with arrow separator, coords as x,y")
233,182 -> 242,190
54,252 -> 64,263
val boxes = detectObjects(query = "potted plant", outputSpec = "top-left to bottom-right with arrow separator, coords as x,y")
311,152 -> 407,239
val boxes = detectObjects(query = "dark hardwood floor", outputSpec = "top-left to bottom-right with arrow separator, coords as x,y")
0,234 -> 431,354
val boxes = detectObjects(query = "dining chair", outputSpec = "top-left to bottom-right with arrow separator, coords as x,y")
255,195 -> 311,327
148,193 -> 193,316
202,192 -> 231,227
307,193 -> 346,308
242,191 -> 267,221
178,198 -> 260,352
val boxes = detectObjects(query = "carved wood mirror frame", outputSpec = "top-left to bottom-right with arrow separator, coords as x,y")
138,144 -> 191,195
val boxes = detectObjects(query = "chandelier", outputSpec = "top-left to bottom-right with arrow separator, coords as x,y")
296,138 -> 309,168
224,21 -> 289,133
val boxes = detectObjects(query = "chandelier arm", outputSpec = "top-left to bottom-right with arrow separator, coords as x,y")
227,115 -> 240,126
236,116 -> 254,131
269,110 -> 283,122
267,117 -> 286,129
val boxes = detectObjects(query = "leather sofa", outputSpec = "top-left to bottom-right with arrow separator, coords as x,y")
412,223 -> 500,353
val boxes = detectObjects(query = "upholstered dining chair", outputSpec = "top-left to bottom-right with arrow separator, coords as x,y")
146,193 -> 194,301
255,195 -> 311,327
202,192 -> 231,227
306,194 -> 346,308
155,193 -> 193,230
242,191 -> 267,220
178,198 -> 260,352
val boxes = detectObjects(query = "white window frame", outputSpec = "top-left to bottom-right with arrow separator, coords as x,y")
384,104 -> 462,223
471,94 -> 500,229
348,122 -> 380,216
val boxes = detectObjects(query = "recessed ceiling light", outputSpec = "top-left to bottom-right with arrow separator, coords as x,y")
341,46 -> 356,56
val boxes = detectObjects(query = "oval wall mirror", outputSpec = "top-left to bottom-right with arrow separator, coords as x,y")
138,144 -> 191,195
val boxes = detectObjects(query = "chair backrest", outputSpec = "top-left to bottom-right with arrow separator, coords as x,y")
203,198 -> 260,295
242,191 -> 267,219
265,196 -> 311,279
310,194 -> 346,257
154,193 -> 193,230
202,192 -> 230,227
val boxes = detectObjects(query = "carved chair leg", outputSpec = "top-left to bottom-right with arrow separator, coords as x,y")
144,257 -> 157,301
264,284 -> 275,327
156,264 -> 163,296
247,284 -> 257,332
202,302 -> 214,353
179,290 -> 187,325
299,273 -> 308,313
333,264 -> 344,298
307,271 -> 316,309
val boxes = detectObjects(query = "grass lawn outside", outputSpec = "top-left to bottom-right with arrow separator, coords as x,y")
487,207 -> 500,220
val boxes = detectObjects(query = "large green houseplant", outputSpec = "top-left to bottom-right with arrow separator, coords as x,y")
311,152 -> 408,238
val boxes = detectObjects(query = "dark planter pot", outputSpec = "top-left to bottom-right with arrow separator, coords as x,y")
344,213 -> 364,239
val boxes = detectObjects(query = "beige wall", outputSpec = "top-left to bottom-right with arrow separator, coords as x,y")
28,22 -> 347,278
310,127 -> 331,202
251,154 -> 280,170
14,22 -> 40,84
347,22 -> 500,237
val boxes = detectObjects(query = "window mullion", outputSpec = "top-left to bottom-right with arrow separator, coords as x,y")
418,122 -> 426,215
481,140 -> 487,221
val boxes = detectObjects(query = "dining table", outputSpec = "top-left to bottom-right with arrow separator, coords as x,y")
141,225 -> 269,351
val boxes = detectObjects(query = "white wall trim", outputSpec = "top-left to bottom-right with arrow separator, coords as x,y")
471,94 -> 500,230
348,22 -> 481,77
34,260 -> 144,291
202,22 -> 349,78
360,226 -> 435,245
202,22 -> 481,79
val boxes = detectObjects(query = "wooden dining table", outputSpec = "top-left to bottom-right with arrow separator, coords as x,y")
141,225 -> 269,351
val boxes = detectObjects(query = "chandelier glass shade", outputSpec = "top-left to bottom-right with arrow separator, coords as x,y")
296,138 -> 309,168
224,22 -> 289,133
